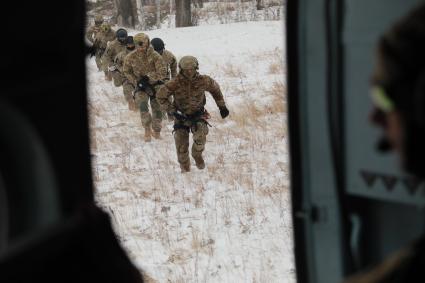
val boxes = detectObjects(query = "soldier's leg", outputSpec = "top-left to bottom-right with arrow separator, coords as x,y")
150,97 -> 163,138
191,121 -> 209,169
174,126 -> 190,172
135,91 -> 152,141
104,70 -> 112,81
166,96 -> 174,121
111,71 -> 124,87
95,53 -> 102,71
122,82 -> 136,111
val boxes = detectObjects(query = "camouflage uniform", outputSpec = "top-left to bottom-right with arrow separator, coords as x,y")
93,24 -> 115,73
86,15 -> 103,44
123,33 -> 167,140
115,47 -> 136,110
161,50 -> 177,79
102,39 -> 127,86
86,25 -> 101,44
157,56 -> 228,172
156,50 -> 177,121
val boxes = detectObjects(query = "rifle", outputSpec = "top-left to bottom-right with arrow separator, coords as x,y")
135,76 -> 164,97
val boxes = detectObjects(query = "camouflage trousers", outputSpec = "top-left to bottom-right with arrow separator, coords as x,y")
173,121 -> 209,167
95,48 -> 106,71
134,91 -> 162,132
95,52 -> 102,70
111,70 -> 124,87
122,81 -> 136,111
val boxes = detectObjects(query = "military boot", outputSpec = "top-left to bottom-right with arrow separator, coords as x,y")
152,131 -> 161,139
144,127 -> 152,142
180,162 -> 191,173
193,156 -> 205,170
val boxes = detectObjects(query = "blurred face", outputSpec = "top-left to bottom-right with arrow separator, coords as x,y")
127,43 -> 135,50
182,68 -> 196,79
136,40 -> 148,52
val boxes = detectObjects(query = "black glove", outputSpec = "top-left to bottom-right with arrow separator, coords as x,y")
219,106 -> 229,119
87,44 -> 96,58
137,75 -> 150,90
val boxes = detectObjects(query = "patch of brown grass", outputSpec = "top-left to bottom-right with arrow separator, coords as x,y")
222,62 -> 246,78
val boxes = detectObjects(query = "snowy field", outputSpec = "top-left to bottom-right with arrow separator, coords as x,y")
87,21 -> 294,282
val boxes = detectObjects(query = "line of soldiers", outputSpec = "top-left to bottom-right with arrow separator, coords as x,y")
86,16 -> 230,173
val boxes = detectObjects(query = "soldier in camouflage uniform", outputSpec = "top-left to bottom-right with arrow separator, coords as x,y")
123,33 -> 167,142
93,23 -> 115,77
151,38 -> 177,79
157,56 -> 230,173
151,38 -> 177,121
102,28 -> 128,86
115,36 -> 137,111
86,15 -> 103,44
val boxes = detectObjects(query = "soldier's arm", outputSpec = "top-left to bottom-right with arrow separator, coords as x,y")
205,76 -> 226,108
170,53 -> 177,78
148,55 -> 167,83
157,81 -> 177,113
123,56 -> 137,85
86,27 -> 95,43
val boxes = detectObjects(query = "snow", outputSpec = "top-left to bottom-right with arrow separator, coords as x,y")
88,20 -> 294,282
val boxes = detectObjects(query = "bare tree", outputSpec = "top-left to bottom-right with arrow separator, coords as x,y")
114,0 -> 137,27
168,0 -> 173,27
136,0 -> 145,29
175,0 -> 191,27
193,0 -> 203,8
156,0 -> 161,28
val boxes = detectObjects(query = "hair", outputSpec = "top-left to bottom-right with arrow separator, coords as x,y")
375,3 -> 425,177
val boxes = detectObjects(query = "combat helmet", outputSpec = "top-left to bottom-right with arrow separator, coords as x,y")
133,33 -> 150,48
94,15 -> 104,25
116,28 -> 128,43
179,56 -> 199,70
151,38 -> 165,52
100,23 -> 111,32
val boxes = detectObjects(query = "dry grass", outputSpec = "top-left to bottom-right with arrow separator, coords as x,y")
222,62 -> 246,78
268,61 -> 284,75
89,45 -> 293,283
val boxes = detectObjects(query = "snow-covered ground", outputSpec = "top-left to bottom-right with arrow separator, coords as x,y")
87,21 -> 294,282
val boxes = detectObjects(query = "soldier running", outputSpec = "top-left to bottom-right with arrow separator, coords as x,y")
93,23 -> 115,78
151,37 -> 178,121
115,36 -> 137,111
123,33 -> 167,141
157,56 -> 230,173
102,28 -> 128,86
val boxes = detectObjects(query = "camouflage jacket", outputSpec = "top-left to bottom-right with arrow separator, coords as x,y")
86,25 -> 101,43
122,46 -> 167,86
94,29 -> 115,51
114,48 -> 133,74
157,73 -> 226,116
102,39 -> 127,71
161,50 -> 177,79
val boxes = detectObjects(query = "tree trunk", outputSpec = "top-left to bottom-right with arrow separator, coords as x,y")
237,0 -> 242,21
156,0 -> 161,28
114,0 -> 136,28
136,0 -> 145,30
168,0 -> 173,27
175,0 -> 191,27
